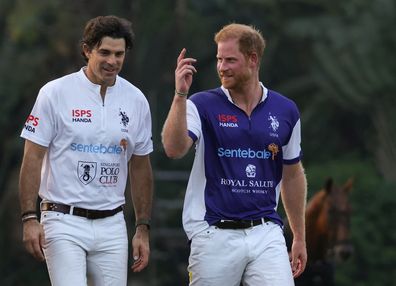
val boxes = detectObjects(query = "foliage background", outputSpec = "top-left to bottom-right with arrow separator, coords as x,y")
0,0 -> 395,285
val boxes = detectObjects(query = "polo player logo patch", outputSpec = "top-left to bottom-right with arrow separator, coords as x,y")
119,108 -> 129,127
268,113 -> 279,132
78,161 -> 97,185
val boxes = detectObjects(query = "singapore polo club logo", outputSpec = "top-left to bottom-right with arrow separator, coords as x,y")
119,108 -> 129,132
78,161 -> 97,185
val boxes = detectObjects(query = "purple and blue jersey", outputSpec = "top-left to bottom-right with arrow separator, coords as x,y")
182,84 -> 302,240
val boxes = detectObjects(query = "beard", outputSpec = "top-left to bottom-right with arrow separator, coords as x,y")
218,70 -> 251,90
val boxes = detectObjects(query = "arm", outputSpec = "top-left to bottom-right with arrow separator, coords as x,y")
162,48 -> 196,159
129,154 -> 153,272
19,139 -> 47,261
281,161 -> 307,278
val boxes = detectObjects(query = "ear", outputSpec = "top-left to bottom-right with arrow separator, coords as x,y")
249,52 -> 259,66
82,44 -> 91,60
324,177 -> 333,194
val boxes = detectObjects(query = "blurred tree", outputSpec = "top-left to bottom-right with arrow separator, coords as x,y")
283,0 -> 396,181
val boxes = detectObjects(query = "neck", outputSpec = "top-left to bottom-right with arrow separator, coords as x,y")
230,81 -> 262,116
100,85 -> 107,98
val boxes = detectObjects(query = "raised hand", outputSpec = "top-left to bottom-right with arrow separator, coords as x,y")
175,48 -> 197,94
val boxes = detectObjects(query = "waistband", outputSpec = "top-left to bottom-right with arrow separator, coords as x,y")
214,218 -> 270,229
40,202 -> 123,220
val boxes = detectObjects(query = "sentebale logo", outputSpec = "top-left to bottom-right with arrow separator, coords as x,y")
217,147 -> 271,159
70,143 -> 122,154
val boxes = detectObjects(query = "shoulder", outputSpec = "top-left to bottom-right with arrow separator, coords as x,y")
116,76 -> 147,102
267,89 -> 298,109
36,72 -> 79,103
266,89 -> 301,123
40,71 -> 78,94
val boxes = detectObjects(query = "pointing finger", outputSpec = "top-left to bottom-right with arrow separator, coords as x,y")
177,48 -> 186,64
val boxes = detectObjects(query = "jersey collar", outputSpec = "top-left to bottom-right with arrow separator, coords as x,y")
221,82 -> 268,105
77,67 -> 118,95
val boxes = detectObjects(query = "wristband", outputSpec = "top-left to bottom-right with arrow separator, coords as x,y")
135,219 -> 151,230
22,214 -> 38,223
21,210 -> 37,217
175,89 -> 188,97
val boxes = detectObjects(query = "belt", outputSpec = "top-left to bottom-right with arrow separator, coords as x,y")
214,218 -> 270,229
41,202 -> 123,219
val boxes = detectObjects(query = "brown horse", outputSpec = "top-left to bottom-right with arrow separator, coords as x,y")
285,177 -> 354,286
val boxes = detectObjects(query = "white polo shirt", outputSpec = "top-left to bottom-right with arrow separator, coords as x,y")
21,68 -> 153,210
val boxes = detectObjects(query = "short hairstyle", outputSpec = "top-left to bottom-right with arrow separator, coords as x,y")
81,15 -> 135,62
214,23 -> 266,63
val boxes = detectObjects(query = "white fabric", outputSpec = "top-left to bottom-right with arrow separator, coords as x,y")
188,222 -> 294,286
221,83 -> 268,104
42,211 -> 128,286
282,119 -> 301,160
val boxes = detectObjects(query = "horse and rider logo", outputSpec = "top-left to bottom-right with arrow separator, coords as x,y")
78,161 -> 97,185
119,108 -> 129,127
268,113 -> 279,132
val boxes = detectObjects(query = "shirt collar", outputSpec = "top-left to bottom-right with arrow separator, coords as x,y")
221,82 -> 268,105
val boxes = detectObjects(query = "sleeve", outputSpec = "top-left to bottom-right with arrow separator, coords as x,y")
20,87 -> 56,147
282,118 -> 302,164
186,99 -> 201,142
133,97 -> 153,156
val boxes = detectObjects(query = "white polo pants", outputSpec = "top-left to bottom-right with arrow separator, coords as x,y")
41,211 -> 128,286
188,221 -> 294,286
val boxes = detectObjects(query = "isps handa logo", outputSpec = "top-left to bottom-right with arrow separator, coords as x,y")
218,114 -> 239,128
24,114 -> 39,133
72,109 -> 92,123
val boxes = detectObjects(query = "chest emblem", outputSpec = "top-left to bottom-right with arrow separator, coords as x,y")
245,164 -> 256,178
119,108 -> 129,127
78,161 -> 97,185
268,114 -> 279,132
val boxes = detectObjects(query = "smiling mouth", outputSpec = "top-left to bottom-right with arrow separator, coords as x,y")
103,68 -> 117,76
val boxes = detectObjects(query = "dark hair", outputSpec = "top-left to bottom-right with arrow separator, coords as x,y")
81,15 -> 135,62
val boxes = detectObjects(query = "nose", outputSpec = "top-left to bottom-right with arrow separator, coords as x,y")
107,54 -> 117,65
217,60 -> 227,72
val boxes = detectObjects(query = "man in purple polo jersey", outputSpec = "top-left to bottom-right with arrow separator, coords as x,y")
162,23 -> 307,285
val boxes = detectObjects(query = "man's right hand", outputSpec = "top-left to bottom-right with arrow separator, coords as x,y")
175,48 -> 197,94
22,219 -> 45,261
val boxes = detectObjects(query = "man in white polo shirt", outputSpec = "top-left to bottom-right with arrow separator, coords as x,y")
19,15 -> 153,286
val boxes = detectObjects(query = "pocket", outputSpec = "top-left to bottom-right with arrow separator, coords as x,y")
40,211 -> 66,223
191,226 -> 217,242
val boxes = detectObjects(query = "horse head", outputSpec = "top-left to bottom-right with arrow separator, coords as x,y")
306,177 -> 354,264
324,177 -> 354,262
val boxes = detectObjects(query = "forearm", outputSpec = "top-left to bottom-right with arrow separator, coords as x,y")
129,155 -> 153,223
162,93 -> 192,159
19,141 -> 46,214
281,163 -> 307,241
